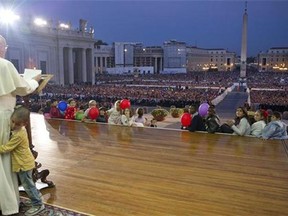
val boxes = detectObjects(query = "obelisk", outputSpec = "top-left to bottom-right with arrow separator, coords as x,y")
240,2 -> 248,78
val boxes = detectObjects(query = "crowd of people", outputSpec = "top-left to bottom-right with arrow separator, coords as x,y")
30,93 -> 287,141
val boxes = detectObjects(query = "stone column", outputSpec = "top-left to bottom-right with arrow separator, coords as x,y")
155,57 -> 158,74
58,46 -> 65,85
68,47 -> 74,84
90,49 -> 95,85
82,48 -> 87,82
160,57 -> 163,73
100,55 -> 103,73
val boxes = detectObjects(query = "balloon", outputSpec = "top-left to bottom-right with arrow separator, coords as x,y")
89,107 -> 99,120
75,112 -> 84,121
58,101 -> 67,111
119,99 -> 131,110
198,103 -> 210,117
181,113 -> 192,127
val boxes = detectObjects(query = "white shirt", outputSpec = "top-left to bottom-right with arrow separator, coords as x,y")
250,120 -> 266,137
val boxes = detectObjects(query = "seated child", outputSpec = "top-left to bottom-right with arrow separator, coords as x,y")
205,107 -> 220,133
261,111 -> 288,140
96,107 -> 108,123
121,108 -> 132,126
82,100 -> 97,121
250,109 -> 267,137
0,107 -> 45,216
49,98 -> 62,118
64,98 -> 77,120
131,107 -> 148,127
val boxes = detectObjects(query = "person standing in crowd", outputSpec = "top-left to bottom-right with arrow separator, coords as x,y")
0,107 -> 45,215
0,34 -> 40,215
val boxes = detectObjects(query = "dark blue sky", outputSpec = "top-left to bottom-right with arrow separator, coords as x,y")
8,0 -> 288,56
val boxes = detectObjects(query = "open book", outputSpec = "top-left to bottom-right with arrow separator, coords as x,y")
23,69 -> 42,81
22,69 -> 53,93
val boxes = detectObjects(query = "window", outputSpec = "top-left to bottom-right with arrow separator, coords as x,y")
40,61 -> 47,74
227,58 -> 231,65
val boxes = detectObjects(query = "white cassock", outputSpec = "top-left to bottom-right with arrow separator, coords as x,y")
0,58 -> 38,215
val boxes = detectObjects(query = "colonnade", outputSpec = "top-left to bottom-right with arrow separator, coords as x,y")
59,47 -> 94,85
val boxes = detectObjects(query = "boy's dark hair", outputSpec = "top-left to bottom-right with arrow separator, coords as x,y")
99,107 -> 106,111
67,98 -> 74,104
272,111 -> 282,120
12,106 -> 30,124
51,98 -> 58,104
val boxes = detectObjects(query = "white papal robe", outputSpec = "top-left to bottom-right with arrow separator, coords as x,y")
0,58 -> 38,215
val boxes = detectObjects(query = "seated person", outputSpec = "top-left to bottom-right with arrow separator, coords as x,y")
107,100 -> 121,125
49,98 -> 62,118
223,107 -> 251,136
131,107 -> 148,127
205,107 -> 221,133
250,109 -> 267,137
187,105 -> 206,132
96,107 -> 108,123
64,98 -> 77,120
261,111 -> 288,140
82,100 -> 97,121
121,108 -> 132,126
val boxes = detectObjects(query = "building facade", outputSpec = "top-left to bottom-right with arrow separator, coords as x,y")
162,40 -> 187,73
258,47 -> 288,72
186,47 -> 236,72
1,18 -> 96,85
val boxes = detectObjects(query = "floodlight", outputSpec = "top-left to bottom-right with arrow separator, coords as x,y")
0,9 -> 20,24
59,23 -> 69,29
34,18 -> 47,26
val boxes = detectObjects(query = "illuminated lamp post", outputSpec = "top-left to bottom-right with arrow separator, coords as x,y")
124,45 -> 127,68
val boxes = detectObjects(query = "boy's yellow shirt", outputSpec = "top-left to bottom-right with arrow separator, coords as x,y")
0,127 -> 35,172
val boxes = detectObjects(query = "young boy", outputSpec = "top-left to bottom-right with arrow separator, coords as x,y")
261,111 -> 288,140
82,100 -> 97,121
49,98 -> 62,118
0,107 -> 45,216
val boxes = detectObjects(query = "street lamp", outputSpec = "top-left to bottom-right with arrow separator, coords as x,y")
123,45 -> 127,68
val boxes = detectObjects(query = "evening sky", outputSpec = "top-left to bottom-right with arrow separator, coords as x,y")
6,0 -> 288,56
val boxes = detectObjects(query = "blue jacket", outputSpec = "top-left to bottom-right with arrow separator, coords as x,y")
261,120 -> 288,140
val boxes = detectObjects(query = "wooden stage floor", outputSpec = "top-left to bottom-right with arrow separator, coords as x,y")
30,113 -> 288,216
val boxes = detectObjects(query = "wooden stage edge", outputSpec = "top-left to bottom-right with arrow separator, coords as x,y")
28,113 -> 288,216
